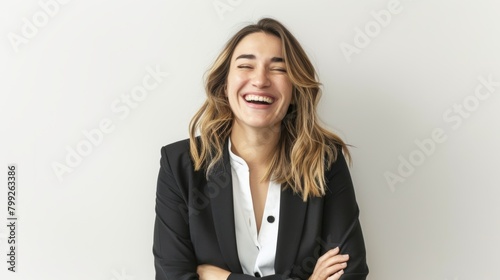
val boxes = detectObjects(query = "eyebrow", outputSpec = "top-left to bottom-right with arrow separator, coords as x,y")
235,54 -> 284,63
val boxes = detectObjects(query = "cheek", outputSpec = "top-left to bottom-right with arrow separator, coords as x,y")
225,75 -> 237,99
226,80 -> 241,109
227,92 -> 238,108
227,71 -> 246,89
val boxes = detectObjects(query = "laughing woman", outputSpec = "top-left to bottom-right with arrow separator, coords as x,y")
153,18 -> 369,280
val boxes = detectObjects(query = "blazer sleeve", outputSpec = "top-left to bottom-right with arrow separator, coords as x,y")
153,146 -> 199,280
321,149 -> 369,279
228,271 -> 304,280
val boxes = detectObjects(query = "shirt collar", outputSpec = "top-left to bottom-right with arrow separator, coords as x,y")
228,137 -> 248,169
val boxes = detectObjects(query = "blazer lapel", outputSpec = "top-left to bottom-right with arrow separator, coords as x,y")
207,141 -> 243,273
275,187 -> 307,273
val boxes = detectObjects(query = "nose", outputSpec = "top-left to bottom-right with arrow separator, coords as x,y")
251,66 -> 271,88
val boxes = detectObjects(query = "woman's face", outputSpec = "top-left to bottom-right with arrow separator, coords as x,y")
226,32 -> 293,132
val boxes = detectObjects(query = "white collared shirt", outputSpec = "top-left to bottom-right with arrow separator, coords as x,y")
228,138 -> 281,277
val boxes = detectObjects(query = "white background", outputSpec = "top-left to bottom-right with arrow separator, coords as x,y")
1,0 -> 500,279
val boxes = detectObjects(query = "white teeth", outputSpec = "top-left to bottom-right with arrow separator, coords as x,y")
244,94 -> 274,104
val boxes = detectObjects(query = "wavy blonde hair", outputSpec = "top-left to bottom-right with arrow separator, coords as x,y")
189,18 -> 350,201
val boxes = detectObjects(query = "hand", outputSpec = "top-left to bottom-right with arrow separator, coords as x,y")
197,264 -> 231,280
308,247 -> 349,280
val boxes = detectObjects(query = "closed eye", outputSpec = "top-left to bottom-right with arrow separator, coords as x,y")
237,65 -> 253,69
272,68 -> 287,73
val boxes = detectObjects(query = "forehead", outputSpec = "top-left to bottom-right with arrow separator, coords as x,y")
232,32 -> 283,59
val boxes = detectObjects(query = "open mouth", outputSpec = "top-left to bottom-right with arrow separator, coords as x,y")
243,94 -> 274,105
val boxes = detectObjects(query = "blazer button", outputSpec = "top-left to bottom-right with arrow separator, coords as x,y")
254,272 -> 261,277
267,215 -> 275,223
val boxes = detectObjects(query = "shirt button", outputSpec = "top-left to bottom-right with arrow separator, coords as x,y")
267,215 -> 275,223
254,272 -> 261,277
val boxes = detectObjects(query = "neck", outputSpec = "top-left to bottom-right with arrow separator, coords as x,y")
230,123 -> 280,167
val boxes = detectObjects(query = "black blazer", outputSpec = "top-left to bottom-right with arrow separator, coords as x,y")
153,138 -> 369,279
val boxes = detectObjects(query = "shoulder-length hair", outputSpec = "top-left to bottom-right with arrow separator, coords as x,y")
189,18 -> 350,201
